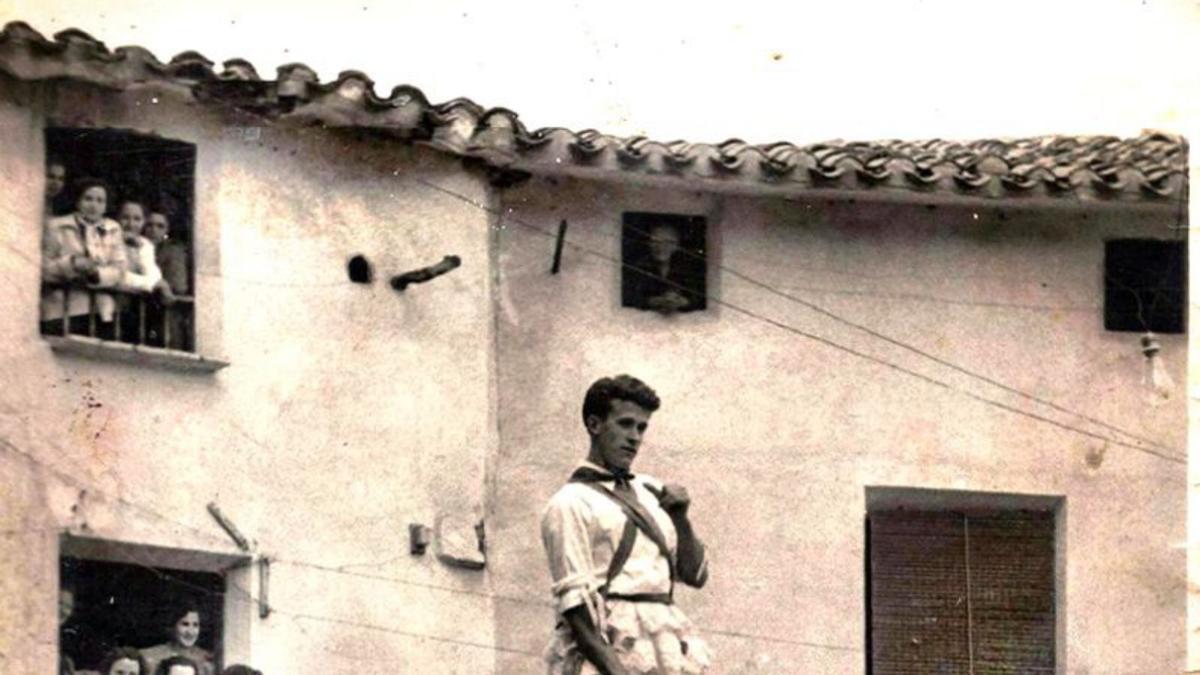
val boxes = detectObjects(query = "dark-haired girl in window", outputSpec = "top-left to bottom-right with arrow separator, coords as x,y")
41,179 -> 128,340
140,603 -> 214,675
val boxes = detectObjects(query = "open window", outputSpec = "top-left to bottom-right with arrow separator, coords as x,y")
1104,238 -> 1186,334
621,212 -> 708,314
58,535 -> 251,675
41,128 -> 197,354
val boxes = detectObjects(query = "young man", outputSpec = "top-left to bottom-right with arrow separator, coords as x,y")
541,375 -> 711,675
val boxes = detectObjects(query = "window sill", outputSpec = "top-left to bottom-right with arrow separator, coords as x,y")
44,335 -> 230,374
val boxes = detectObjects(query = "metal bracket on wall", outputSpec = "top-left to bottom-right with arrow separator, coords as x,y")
390,255 -> 462,291
409,523 -> 432,555
207,502 -> 251,552
258,557 -> 271,619
551,219 -> 568,274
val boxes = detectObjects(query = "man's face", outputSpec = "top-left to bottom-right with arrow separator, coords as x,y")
587,399 -> 652,473
46,164 -> 66,199
648,225 -> 680,264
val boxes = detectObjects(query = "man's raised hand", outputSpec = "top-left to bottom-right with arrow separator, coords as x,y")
646,483 -> 691,517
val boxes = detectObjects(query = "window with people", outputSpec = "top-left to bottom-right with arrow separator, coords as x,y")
620,212 -> 708,314
58,557 -> 262,675
41,128 -> 196,352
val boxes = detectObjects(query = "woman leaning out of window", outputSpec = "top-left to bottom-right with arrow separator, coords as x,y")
40,178 -> 128,340
140,602 -> 214,675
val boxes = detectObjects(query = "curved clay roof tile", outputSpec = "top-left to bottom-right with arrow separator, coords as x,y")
663,140 -> 697,171
1138,166 -> 1177,197
1044,166 -> 1076,192
468,109 -> 524,165
53,28 -> 107,49
760,142 -> 800,177
712,139 -> 750,172
1090,163 -> 1127,192
1,21 -> 48,44
856,154 -> 893,183
1001,164 -> 1041,191
220,58 -> 260,81
903,155 -> 941,186
427,99 -> 484,154
953,164 -> 991,190
383,84 -> 430,108
616,136 -> 651,166
331,70 -> 374,103
111,45 -> 169,79
167,50 -> 216,80
276,63 -> 319,99
808,147 -> 851,181
512,125 -> 556,150
569,129 -> 609,162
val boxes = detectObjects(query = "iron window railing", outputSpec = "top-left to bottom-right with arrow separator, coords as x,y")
40,283 -> 195,353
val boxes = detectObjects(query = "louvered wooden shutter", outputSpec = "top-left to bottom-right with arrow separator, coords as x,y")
868,510 -> 1056,674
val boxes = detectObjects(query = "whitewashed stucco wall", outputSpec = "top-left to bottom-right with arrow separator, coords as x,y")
490,176 -> 1187,674
0,75 -> 1188,675
0,79 -> 499,674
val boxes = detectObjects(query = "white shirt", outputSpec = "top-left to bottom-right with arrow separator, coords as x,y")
540,461 -> 678,614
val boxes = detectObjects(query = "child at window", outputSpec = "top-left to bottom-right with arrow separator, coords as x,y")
115,201 -> 175,343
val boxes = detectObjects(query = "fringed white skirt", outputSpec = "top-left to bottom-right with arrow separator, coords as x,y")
545,599 -> 712,675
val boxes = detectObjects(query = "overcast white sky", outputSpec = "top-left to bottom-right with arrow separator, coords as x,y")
2,0 -> 1198,145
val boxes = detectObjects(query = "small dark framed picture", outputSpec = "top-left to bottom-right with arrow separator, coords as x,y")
621,212 -> 707,314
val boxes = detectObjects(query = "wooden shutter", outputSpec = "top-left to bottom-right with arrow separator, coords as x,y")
868,510 -> 1056,674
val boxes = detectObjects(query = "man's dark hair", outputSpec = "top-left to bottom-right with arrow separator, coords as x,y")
581,375 -> 660,428
155,655 -> 199,675
221,665 -> 263,675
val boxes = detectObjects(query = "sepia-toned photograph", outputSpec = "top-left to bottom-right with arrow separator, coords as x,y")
0,1 -> 1195,674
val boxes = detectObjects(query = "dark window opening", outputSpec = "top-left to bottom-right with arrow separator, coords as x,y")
60,556 -> 224,674
866,509 -> 1056,673
41,128 -> 197,352
1104,239 -> 1186,334
621,212 -> 708,314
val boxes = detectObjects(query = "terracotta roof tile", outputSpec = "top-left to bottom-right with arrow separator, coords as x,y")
0,21 -> 1187,204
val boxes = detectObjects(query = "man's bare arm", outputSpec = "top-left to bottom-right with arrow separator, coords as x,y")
647,483 -> 709,587
562,605 -> 629,675
670,512 -> 708,587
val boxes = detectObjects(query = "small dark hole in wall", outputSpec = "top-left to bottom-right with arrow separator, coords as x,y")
348,255 -> 373,284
